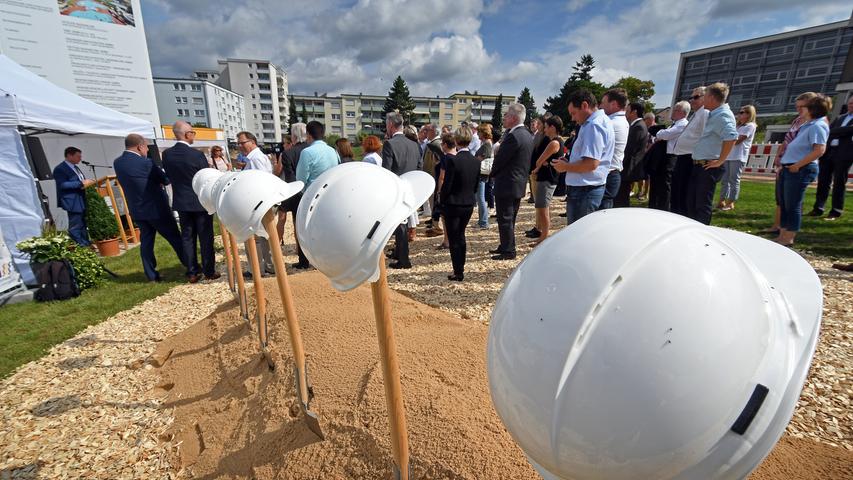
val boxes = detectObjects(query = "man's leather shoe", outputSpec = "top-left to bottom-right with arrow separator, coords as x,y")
448,274 -> 464,281
525,227 -> 541,238
806,209 -> 823,217
389,261 -> 412,269
291,262 -> 311,270
204,272 -> 222,281
489,248 -> 504,254
188,274 -> 201,284
491,253 -> 516,260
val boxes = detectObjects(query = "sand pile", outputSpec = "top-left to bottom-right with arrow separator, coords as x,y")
155,271 -> 852,479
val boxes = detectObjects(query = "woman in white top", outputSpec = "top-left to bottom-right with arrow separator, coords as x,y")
717,105 -> 757,211
208,146 -> 232,172
361,134 -> 382,166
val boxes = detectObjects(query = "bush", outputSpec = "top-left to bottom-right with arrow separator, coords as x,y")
17,230 -> 105,290
324,134 -> 341,147
84,187 -> 119,241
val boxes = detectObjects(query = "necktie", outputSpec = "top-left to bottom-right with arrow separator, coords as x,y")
74,165 -> 85,181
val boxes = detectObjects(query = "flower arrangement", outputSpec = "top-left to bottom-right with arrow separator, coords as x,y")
17,230 -> 106,290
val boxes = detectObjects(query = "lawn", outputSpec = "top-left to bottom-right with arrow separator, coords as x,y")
0,179 -> 849,379
633,179 -> 852,259
0,233 -> 188,378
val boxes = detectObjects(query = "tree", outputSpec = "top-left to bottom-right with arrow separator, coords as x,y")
544,77 -> 606,134
570,54 -> 596,82
299,103 -> 308,123
288,96 -> 298,129
517,87 -> 538,127
383,76 -> 416,124
610,76 -> 656,112
490,94 -> 504,139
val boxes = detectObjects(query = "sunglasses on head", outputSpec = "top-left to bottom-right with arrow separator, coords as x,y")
690,95 -> 702,100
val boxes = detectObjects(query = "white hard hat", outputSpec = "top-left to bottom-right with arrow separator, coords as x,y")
208,172 -> 239,214
487,209 -> 822,480
295,162 -> 434,291
217,170 -> 303,243
192,168 -> 224,214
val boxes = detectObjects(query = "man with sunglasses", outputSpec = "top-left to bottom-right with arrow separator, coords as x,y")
237,131 -> 275,277
671,87 -> 709,216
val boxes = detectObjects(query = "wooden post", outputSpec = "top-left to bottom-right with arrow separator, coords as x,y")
220,224 -> 235,293
370,259 -> 410,480
111,177 -> 138,243
101,176 -> 128,249
245,238 -> 268,346
229,231 -> 249,324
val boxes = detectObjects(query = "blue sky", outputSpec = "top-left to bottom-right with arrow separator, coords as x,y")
140,0 -> 852,109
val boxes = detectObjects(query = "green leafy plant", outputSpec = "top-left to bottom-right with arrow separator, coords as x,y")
16,230 -> 105,290
84,187 -> 119,241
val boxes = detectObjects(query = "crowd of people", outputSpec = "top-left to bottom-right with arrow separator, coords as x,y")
53,83 -> 851,283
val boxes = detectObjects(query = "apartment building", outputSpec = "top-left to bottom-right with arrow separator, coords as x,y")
153,77 -> 246,142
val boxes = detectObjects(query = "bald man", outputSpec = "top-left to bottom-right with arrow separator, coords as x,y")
162,121 -> 219,283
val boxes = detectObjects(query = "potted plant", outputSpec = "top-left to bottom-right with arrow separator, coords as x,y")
84,186 -> 121,256
120,217 -> 141,244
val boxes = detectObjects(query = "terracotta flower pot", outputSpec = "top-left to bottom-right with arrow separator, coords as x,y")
125,227 -> 141,243
94,238 -> 120,257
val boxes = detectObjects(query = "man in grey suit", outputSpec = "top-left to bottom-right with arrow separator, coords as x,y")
382,111 -> 423,269
489,103 -> 534,260
615,102 -> 650,207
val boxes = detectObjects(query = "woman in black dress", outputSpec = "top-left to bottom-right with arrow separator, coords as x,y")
530,116 -> 564,244
441,126 -> 480,281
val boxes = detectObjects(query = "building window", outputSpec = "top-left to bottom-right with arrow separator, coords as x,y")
708,56 -> 730,67
331,114 -> 341,120
686,59 -> 706,70
732,75 -> 757,86
190,84 -> 202,91
249,73 -> 254,78
444,102 -> 454,108
737,51 -> 763,62
444,113 -> 453,120
194,110 -> 205,116
796,66 -> 829,78
175,96 -> 183,103
345,99 -> 355,106
346,111 -> 355,118
252,104 -> 257,109
760,71 -> 788,82
346,123 -> 356,129
192,98 -> 204,104
331,102 -> 341,109
177,109 -> 188,116
332,126 -> 342,133
173,83 -> 181,90
803,38 -> 837,52
766,45 -> 795,57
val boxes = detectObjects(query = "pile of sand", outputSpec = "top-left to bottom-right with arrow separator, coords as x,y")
154,271 -> 852,479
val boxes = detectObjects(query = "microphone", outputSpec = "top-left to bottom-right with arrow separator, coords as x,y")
81,160 -> 92,166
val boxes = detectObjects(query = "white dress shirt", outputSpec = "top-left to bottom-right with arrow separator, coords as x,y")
243,146 -> 272,173
655,118 -> 689,155
673,107 -> 709,156
608,111 -> 629,171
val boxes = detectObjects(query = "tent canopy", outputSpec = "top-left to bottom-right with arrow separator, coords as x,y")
0,54 -> 154,138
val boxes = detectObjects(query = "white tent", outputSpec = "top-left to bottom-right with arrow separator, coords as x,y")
0,54 -> 155,285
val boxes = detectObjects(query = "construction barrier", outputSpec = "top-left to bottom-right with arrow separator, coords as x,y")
744,143 -> 853,179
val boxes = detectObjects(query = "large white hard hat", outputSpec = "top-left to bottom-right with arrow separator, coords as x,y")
295,162 -> 434,291
192,168 -> 225,214
217,170 -> 303,243
487,208 -> 822,480
208,172 -> 239,214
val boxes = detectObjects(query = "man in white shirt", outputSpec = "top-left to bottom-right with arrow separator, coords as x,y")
670,86 -> 709,216
648,100 -> 691,210
236,131 -> 275,277
598,88 -> 629,210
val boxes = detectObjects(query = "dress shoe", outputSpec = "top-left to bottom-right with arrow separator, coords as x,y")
806,208 -> 823,217
290,262 -> 311,270
491,253 -> 516,260
824,211 -> 842,221
448,274 -> 464,281
558,212 -> 567,217
242,270 -> 253,280
435,243 -> 448,250
525,227 -> 541,238
204,272 -> 222,281
188,274 -> 201,284
526,197 -> 535,203
832,262 -> 853,272
389,261 -> 412,269
488,248 -> 504,254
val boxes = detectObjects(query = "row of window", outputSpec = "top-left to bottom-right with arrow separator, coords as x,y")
176,109 -> 206,117
175,96 -> 204,104
172,83 -> 203,91
685,36 -> 842,71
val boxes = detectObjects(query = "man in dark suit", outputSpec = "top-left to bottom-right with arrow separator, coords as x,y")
162,121 -> 218,283
381,111 -> 423,269
114,134 -> 187,283
489,102 -> 533,260
615,102 -> 650,207
809,95 -> 853,220
53,146 -> 96,246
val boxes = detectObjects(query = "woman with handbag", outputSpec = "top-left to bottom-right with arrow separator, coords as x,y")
474,123 -> 494,228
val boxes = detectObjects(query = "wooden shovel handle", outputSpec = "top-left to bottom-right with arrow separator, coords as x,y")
370,259 -> 410,480
261,210 -> 311,405
229,230 -> 249,320
244,238 -> 268,345
220,224 -> 235,292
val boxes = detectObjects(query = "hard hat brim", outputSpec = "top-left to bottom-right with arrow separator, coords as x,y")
400,170 -> 435,214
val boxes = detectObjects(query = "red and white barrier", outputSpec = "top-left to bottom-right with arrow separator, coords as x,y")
744,143 -> 853,180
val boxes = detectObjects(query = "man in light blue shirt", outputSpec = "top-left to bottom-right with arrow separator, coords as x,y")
296,121 -> 340,188
685,82 -> 737,225
552,89 -> 614,225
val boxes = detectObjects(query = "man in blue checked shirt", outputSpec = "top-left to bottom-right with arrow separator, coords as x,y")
552,89 -> 614,225
686,82 -> 738,225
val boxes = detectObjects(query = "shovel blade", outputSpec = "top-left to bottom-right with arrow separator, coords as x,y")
301,405 -> 325,440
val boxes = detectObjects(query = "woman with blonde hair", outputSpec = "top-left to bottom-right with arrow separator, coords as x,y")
209,145 -> 231,171
717,104 -> 757,211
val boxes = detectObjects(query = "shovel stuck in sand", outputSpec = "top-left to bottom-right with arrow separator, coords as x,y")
370,258 -> 410,480
228,229 -> 250,327
220,224 -> 236,294
261,210 -> 324,441
244,238 -> 274,370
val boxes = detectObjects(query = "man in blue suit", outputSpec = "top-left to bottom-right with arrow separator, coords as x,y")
53,146 -> 95,246
113,134 -> 187,282
162,121 -> 219,283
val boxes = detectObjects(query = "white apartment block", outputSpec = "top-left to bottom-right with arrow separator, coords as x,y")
291,92 -> 514,140
198,59 -> 289,145
153,77 -> 246,141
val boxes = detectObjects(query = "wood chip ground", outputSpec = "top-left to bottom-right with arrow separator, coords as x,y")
1,203 -> 850,478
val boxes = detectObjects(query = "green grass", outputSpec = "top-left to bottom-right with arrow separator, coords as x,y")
0,233 -> 189,378
632,179 -> 852,259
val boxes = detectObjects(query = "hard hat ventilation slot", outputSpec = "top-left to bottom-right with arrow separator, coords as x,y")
366,220 -> 381,240
731,384 -> 769,435
252,201 -> 264,212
